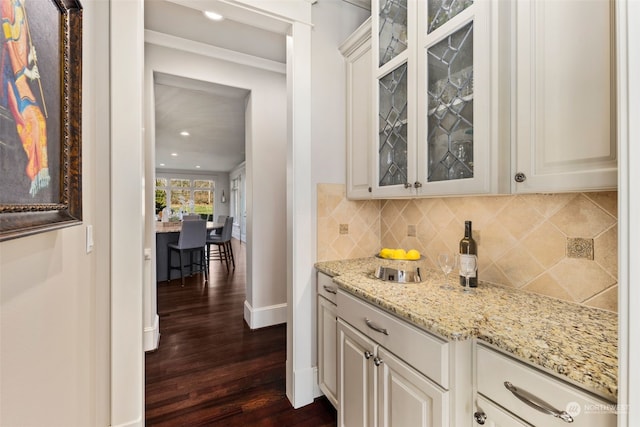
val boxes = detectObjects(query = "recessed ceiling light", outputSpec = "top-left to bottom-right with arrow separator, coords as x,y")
159,163 -> 165,166
204,11 -> 224,21
180,131 -> 190,136
196,165 -> 201,169
171,153 -> 178,157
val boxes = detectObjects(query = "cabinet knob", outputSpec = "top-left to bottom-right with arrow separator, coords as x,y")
368,186 -> 372,193
414,181 -> 422,188
364,350 -> 373,360
514,172 -> 527,183
473,411 -> 487,425
404,182 -> 413,189
373,357 -> 383,366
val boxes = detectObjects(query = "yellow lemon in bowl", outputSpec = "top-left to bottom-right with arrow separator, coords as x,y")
379,248 -> 394,259
406,249 -> 421,260
391,249 -> 407,260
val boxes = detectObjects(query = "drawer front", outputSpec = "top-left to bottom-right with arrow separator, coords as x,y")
337,290 -> 449,388
317,272 -> 338,304
477,345 -> 617,427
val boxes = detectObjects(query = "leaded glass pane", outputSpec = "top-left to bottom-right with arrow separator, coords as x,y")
379,0 -> 408,66
427,22 -> 473,182
428,0 -> 474,34
379,63 -> 408,186
155,178 -> 168,187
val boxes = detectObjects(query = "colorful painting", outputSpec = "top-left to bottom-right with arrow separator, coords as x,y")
0,0 -> 82,241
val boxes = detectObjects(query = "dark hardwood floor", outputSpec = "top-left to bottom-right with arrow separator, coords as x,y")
145,239 -> 337,426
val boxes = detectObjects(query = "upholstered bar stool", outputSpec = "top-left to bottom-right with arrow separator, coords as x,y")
168,219 -> 208,286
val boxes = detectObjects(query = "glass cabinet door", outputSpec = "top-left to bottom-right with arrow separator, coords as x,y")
378,63 -> 408,186
417,0 -> 502,196
426,22 -> 474,182
379,0 -> 408,67
427,0 -> 473,33
374,0 -> 413,194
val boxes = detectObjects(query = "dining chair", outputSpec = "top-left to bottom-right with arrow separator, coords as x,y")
213,214 -> 228,235
183,214 -> 201,221
168,219 -> 208,286
206,216 -> 235,272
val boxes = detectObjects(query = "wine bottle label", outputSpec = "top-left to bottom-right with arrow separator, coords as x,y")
459,254 -> 477,278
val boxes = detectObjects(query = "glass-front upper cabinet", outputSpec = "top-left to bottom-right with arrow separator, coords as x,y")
372,0 -> 417,197
416,0 -> 509,195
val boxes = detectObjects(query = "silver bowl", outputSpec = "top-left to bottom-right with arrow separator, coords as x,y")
374,266 -> 422,283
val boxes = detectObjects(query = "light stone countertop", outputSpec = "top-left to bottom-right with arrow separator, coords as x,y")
315,257 -> 618,402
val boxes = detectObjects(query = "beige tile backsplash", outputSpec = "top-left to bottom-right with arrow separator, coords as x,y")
316,184 -> 618,312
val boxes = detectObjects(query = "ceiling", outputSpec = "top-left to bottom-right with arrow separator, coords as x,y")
145,0 -> 287,172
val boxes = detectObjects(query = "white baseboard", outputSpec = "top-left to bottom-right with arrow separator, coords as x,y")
243,300 -> 287,329
110,416 -> 143,427
143,314 -> 160,352
286,363 -> 317,409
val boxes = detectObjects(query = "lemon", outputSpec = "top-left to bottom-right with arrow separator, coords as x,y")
379,248 -> 394,259
392,249 -> 407,260
406,249 -> 421,260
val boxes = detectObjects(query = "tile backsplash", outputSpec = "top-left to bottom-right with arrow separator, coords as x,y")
316,183 -> 618,312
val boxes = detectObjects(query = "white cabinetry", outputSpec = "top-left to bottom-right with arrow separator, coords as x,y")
337,290 -> 462,427
377,346 -> 448,427
344,0 -> 616,198
317,273 -> 338,408
474,344 -> 616,427
371,0 -> 510,198
338,319 -> 448,427
512,0 -> 616,193
338,319 -> 376,426
415,0 -> 510,196
340,19 -> 373,200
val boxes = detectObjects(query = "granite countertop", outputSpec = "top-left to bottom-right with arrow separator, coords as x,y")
315,257 -> 618,402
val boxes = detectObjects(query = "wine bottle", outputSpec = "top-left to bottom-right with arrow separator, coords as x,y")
459,220 -> 478,287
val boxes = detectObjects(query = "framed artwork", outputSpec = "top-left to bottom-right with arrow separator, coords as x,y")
0,0 -> 82,241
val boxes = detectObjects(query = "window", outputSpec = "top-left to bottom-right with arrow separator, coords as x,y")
155,177 -> 215,217
231,177 -> 240,225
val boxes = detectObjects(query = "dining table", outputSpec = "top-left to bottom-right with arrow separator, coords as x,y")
155,221 -> 224,282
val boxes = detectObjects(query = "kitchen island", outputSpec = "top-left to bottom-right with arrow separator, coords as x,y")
155,221 -> 222,282
315,257 -> 618,403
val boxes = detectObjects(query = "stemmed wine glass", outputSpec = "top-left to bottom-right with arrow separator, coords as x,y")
437,252 -> 457,290
459,254 -> 477,294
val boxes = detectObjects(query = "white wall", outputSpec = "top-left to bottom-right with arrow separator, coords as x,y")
144,42 -> 287,328
308,0 -> 369,389
311,1 -> 370,187
0,0 -> 111,425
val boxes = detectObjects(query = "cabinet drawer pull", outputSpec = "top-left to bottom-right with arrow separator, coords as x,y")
373,356 -> 383,366
365,318 -> 389,335
504,381 -> 574,423
322,285 -> 337,294
364,350 -> 373,360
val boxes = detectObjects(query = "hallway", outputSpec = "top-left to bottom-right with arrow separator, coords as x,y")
145,239 -> 336,426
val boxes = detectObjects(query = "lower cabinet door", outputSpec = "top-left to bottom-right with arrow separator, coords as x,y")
475,396 -> 531,427
376,347 -> 448,427
318,296 -> 338,408
338,319 -> 376,427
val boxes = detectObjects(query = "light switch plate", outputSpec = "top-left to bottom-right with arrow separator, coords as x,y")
86,225 -> 94,254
